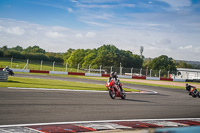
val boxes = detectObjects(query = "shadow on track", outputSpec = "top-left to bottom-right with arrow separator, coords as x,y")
117,98 -> 154,103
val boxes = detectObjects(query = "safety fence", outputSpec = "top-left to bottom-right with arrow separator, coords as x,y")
1,57 -> 200,80
0,68 -> 187,82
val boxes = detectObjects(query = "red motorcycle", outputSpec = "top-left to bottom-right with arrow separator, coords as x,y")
106,79 -> 126,99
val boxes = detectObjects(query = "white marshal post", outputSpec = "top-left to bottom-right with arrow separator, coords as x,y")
53,61 -> 55,71
40,60 -> 43,70
11,57 -> 13,68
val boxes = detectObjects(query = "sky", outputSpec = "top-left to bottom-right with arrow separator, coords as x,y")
0,0 -> 200,61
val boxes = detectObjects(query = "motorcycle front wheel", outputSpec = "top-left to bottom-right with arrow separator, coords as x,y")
109,89 -> 115,99
121,90 -> 126,99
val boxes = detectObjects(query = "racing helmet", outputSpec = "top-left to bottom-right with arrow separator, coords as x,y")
6,66 -> 9,69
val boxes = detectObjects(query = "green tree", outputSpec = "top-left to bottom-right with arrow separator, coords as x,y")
67,49 -> 85,68
176,61 -> 192,68
149,55 -> 177,72
11,46 -> 23,52
82,49 -> 97,68
0,45 -> 8,51
62,48 -> 75,64
93,44 -> 119,66
24,45 -> 46,54
142,58 -> 152,68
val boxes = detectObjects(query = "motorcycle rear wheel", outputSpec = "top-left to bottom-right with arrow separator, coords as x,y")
109,89 -> 115,99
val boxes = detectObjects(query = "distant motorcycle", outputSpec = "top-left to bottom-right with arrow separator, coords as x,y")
3,68 -> 14,76
186,84 -> 200,98
106,79 -> 126,99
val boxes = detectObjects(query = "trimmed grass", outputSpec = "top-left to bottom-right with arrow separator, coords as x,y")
0,77 -> 138,92
13,72 -> 200,91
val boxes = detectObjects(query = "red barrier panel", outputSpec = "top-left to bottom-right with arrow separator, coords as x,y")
30,70 -> 49,74
132,76 -> 146,80
102,74 -> 110,77
0,68 -> 3,70
160,78 -> 173,81
68,72 -> 85,76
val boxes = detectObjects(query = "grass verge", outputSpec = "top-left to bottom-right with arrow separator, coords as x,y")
0,77 -> 138,92
13,72 -> 200,91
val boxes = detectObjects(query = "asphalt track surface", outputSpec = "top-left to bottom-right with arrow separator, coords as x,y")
0,73 -> 200,125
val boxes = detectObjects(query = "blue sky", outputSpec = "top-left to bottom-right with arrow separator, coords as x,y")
0,0 -> 200,61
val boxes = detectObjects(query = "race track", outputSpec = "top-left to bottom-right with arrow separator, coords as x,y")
0,73 -> 200,125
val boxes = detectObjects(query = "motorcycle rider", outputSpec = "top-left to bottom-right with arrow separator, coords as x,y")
3,66 -> 9,71
109,71 -> 124,93
3,66 -> 14,76
186,83 -> 196,95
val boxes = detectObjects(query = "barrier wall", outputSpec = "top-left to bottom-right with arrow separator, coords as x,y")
3,68 -> 198,83
30,70 -> 49,74
12,68 -> 30,73
118,75 -> 132,79
173,79 -> 186,82
146,77 -> 160,80
85,73 -> 101,77
50,71 -> 68,75
68,72 -> 85,76
132,76 -> 146,79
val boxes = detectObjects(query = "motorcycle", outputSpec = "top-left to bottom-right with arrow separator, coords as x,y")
190,87 -> 200,98
106,79 -> 126,99
3,68 -> 14,76
186,84 -> 200,98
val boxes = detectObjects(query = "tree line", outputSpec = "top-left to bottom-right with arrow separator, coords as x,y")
0,44 -> 194,72
63,45 -> 143,68
0,45 -> 63,62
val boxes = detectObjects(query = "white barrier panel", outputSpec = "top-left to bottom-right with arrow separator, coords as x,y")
118,75 -> 132,79
12,69 -> 30,73
146,77 -> 160,80
49,71 -> 68,75
85,73 -> 101,77
173,79 -> 186,82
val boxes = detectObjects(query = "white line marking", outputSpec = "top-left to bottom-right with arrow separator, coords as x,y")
0,118 -> 200,128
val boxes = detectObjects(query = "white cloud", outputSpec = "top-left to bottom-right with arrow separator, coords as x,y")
158,0 -> 191,7
86,32 -> 96,38
179,45 -> 193,50
75,33 -> 83,38
46,31 -> 64,38
1,26 -> 25,35
67,8 -> 73,12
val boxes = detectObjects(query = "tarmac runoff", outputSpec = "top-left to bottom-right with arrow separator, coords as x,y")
0,118 -> 200,133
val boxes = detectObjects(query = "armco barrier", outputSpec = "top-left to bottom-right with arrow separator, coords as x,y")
30,70 -> 49,74
160,78 -> 173,81
132,76 -> 146,79
146,77 -> 160,80
118,75 -> 132,79
85,73 -> 101,77
68,72 -> 85,76
50,71 -> 68,75
12,68 -> 30,73
173,79 -> 186,82
3,68 -> 197,83
102,74 -> 110,77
